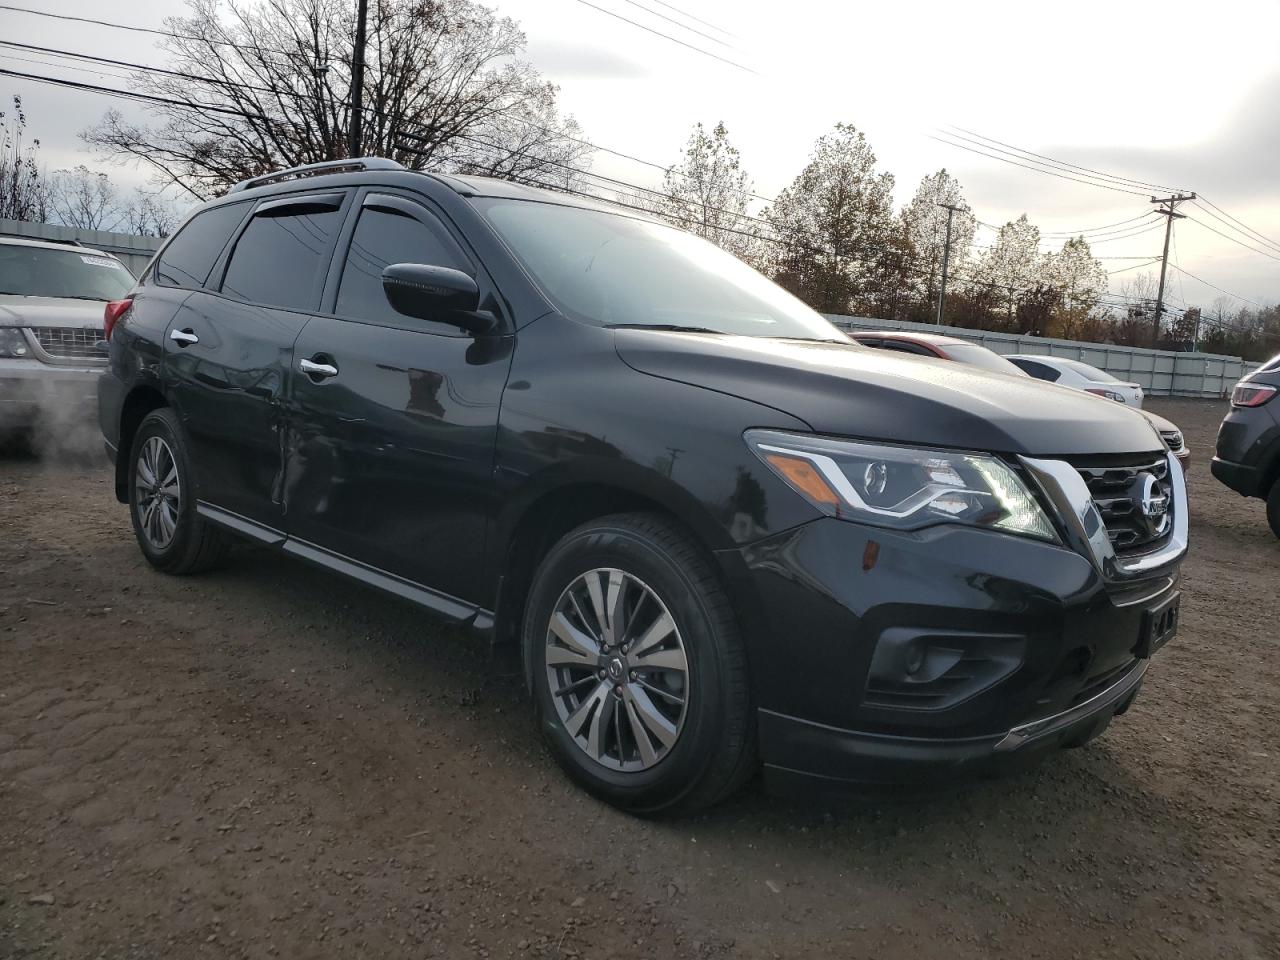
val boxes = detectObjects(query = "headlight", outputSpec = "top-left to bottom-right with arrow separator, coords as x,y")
746,429 -> 1058,542
0,328 -> 31,359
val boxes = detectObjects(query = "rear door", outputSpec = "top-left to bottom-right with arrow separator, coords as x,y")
164,190 -> 350,532
283,190 -> 513,605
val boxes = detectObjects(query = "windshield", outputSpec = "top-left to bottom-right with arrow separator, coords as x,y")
944,342 -> 1028,376
477,198 -> 845,341
0,244 -> 134,300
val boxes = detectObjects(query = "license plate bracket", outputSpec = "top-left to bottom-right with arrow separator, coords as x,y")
1136,591 -> 1180,658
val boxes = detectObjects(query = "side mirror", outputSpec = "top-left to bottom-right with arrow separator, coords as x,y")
382,263 -> 492,335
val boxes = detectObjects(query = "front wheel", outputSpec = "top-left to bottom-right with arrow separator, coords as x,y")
523,513 -> 755,815
128,408 -> 230,574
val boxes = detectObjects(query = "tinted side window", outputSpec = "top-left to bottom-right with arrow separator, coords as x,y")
1014,359 -> 1061,382
155,202 -> 248,288
336,206 -> 469,325
221,205 -> 344,311
881,341 -> 933,357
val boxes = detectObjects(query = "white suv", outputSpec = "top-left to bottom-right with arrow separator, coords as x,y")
0,236 -> 134,442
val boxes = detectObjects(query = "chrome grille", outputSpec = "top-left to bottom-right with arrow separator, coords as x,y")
31,327 -> 107,360
1160,430 -> 1184,452
1075,457 -> 1173,554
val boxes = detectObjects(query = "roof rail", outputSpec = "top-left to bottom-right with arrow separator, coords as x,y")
0,231 -> 87,248
227,157 -> 405,194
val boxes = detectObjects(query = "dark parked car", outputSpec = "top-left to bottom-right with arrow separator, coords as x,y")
99,159 -> 1188,813
1212,354 -> 1280,537
847,331 -> 1190,469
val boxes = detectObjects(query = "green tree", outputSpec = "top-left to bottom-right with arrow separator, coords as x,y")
763,123 -> 896,315
1043,236 -> 1108,339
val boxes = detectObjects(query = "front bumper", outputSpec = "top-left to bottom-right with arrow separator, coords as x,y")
0,359 -> 103,429
759,658 -> 1146,792
732,452 -> 1186,792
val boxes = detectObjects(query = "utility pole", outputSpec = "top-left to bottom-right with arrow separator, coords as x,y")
1150,192 -> 1195,347
934,203 -> 963,325
348,0 -> 369,158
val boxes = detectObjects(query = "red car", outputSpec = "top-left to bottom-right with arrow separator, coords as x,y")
849,330 -> 1190,469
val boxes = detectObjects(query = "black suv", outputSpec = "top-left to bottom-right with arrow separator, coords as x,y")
99,159 -> 1188,813
1213,355 -> 1280,536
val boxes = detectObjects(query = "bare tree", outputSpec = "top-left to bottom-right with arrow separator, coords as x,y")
649,121 -> 759,261
0,96 -> 49,222
900,169 -> 975,310
84,0 -> 591,199
49,166 -> 123,231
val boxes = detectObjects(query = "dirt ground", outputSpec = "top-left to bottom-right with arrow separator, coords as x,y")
1,397 -> 1277,959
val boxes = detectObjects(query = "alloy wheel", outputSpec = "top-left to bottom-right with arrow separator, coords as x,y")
135,435 -> 181,550
545,567 -> 691,772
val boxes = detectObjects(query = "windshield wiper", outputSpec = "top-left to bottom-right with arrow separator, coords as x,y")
606,323 -> 724,335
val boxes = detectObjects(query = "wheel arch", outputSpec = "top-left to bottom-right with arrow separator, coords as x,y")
487,465 -> 740,657
114,385 -> 169,503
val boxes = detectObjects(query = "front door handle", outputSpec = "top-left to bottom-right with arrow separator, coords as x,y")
169,328 -> 199,347
299,357 -> 339,379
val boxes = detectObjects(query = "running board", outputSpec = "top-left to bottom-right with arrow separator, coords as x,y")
195,502 -> 493,631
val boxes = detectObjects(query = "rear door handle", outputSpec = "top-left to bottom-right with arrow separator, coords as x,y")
169,328 -> 199,346
299,357 -> 339,379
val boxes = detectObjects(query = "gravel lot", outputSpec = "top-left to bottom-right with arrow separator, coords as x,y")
2,397 -> 1277,959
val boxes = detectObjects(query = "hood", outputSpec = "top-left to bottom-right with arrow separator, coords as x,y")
614,330 -> 1163,457
0,296 -> 106,329
1139,409 -> 1178,434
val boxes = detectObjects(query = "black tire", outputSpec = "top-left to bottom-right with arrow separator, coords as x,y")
523,513 -> 755,815
127,408 -> 231,574
1268,480 -> 1280,540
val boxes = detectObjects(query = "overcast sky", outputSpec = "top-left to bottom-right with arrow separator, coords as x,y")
4,0 -> 1278,306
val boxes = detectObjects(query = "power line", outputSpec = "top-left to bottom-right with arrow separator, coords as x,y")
643,0 -> 736,37
931,133 -> 1152,197
1107,259 -> 1161,276
0,3 -> 319,63
1190,198 -> 1280,256
945,126 -> 1189,194
566,0 -> 755,73
0,65 -> 264,118
1166,262 -> 1261,307
1185,215 -> 1280,264
930,134 -> 1150,197
1,29 -> 778,208
615,0 -> 735,49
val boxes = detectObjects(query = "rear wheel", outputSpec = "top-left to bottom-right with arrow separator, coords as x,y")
1267,480 -> 1280,539
524,513 -> 755,815
128,408 -> 230,574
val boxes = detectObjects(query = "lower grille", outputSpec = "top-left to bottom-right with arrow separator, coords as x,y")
1075,456 -> 1173,554
31,327 -> 107,360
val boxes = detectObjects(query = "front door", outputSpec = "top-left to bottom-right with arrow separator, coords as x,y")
163,190 -> 350,530
284,192 -> 512,605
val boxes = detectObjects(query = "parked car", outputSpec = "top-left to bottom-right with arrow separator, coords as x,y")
848,331 -> 1188,469
99,159 -> 1188,813
1,235 -> 134,441
1007,354 -> 1145,408
1212,354 -> 1280,537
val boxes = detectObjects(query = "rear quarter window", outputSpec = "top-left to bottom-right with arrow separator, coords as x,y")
155,202 -> 250,289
